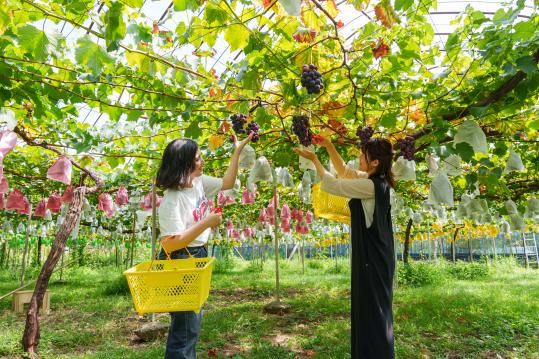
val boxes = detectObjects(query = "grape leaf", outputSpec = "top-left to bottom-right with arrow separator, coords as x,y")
75,36 -> 114,76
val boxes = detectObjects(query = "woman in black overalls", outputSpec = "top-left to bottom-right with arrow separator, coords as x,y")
294,137 -> 395,359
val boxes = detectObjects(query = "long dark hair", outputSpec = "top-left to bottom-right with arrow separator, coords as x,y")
361,138 -> 395,188
156,139 -> 198,190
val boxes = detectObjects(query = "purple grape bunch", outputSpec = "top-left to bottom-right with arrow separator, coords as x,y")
292,115 -> 312,146
300,64 -> 324,94
397,136 -> 415,160
246,121 -> 260,142
356,125 -> 374,145
230,113 -> 247,134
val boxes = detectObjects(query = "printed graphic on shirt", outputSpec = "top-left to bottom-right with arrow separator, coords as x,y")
192,195 -> 211,223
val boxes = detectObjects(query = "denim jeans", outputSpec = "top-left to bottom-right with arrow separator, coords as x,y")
158,246 -> 208,359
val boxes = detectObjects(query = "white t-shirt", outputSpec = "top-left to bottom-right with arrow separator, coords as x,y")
159,175 -> 223,247
320,166 -> 376,228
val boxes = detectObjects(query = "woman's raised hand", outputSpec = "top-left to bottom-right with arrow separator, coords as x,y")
232,132 -> 254,152
312,134 -> 332,148
293,147 -> 317,161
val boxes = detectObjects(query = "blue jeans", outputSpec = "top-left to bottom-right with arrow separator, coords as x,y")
158,246 -> 208,359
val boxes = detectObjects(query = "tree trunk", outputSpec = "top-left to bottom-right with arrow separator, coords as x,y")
36,237 -> 42,266
22,187 -> 86,354
403,218 -> 413,264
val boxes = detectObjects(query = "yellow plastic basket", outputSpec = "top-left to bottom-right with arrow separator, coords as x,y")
312,183 -> 351,224
123,257 -> 215,315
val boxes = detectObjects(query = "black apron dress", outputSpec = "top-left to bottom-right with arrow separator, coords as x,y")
348,176 -> 395,358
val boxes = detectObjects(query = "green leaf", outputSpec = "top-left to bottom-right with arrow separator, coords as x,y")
224,24 -> 250,51
0,7 -> 10,36
469,105 -> 488,117
17,25 -> 55,61
126,23 -> 152,43
122,0 -> 143,8
394,0 -> 413,11
242,70 -> 260,92
379,111 -> 398,128
75,36 -> 114,76
174,0 -> 202,11
493,141 -> 507,157
516,56 -> 537,76
273,150 -> 292,167
184,120 -> 201,139
513,20 -> 535,41
204,2 -> 229,24
104,1 -> 126,52
255,106 -> 269,128
455,142 -> 475,162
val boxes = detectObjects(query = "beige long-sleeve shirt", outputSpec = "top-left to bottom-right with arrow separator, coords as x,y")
320,166 -> 375,228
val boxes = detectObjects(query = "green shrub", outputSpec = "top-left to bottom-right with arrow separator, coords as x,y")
397,261 -> 445,287
447,261 -> 489,280
326,263 -> 346,274
213,256 -> 234,274
103,274 -> 130,296
307,259 -> 324,270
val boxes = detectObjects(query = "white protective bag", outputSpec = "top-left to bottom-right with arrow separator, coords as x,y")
428,172 -> 454,206
441,154 -> 463,176
454,120 -> 488,154
239,145 -> 256,170
503,148 -> 525,174
392,156 -> 416,181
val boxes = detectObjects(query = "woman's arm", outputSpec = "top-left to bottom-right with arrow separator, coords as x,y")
161,213 -> 222,253
293,147 -> 374,199
318,136 -> 367,179
221,134 -> 253,190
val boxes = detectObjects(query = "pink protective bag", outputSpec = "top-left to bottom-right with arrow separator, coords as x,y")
267,201 -> 275,217
98,193 -> 115,218
0,193 -> 4,210
17,196 -> 30,215
243,227 -> 253,238
46,193 -> 62,213
34,198 -> 47,217
0,130 -> 17,157
6,188 -> 25,211
0,175 -> 8,193
281,218 -> 291,232
281,203 -> 291,220
217,191 -> 235,206
61,186 -> 74,204
46,156 -> 72,185
115,186 -> 129,206
258,208 -> 267,224
306,210 -> 313,224
140,192 -> 161,211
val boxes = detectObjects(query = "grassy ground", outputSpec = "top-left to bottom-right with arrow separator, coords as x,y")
0,256 -> 538,359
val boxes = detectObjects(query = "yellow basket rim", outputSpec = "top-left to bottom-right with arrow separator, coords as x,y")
123,257 -> 215,275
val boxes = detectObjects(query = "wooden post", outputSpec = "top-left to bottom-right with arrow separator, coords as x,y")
20,204 -> 33,286
273,183 -> 280,303
130,211 -> 136,267
151,178 -> 157,260
468,230 -> 473,262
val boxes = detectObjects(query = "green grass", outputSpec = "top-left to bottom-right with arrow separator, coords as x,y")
0,257 -> 538,358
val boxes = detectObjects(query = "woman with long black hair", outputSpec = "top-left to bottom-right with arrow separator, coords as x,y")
156,134 -> 252,359
294,136 -> 395,359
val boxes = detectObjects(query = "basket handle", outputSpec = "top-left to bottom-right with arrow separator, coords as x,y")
147,241 -> 193,272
